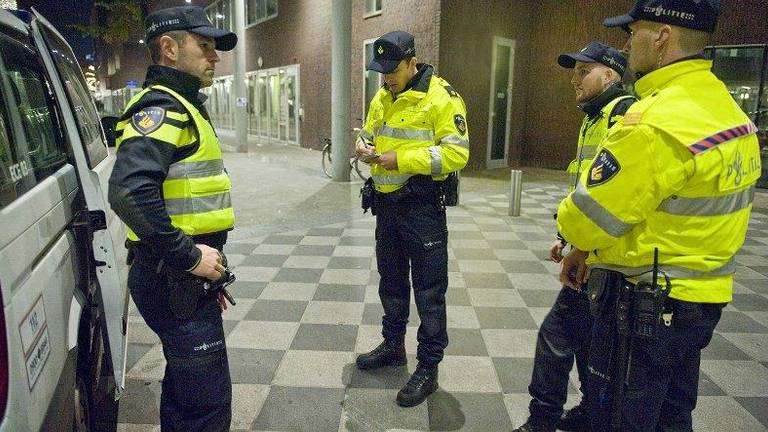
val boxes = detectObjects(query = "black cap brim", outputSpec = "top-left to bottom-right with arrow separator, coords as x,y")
604,14 -> 635,31
188,26 -> 237,51
557,53 -> 597,69
367,58 -> 400,74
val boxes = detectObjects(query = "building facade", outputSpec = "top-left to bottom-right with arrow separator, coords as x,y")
95,0 -> 768,171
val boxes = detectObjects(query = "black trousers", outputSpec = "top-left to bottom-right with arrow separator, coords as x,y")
129,262 -> 232,432
528,287 -> 593,425
374,179 -> 449,367
587,288 -> 723,432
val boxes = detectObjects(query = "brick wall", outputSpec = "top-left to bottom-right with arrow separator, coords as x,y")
439,0 -> 534,171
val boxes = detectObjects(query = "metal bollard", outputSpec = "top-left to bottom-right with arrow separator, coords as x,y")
509,169 -> 522,217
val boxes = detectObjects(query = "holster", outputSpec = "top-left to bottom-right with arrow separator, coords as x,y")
166,268 -> 207,321
585,268 -> 624,317
441,172 -> 459,207
360,177 -> 376,215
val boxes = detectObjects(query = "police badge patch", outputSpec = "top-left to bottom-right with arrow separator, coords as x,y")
132,107 -> 166,135
587,149 -> 621,187
454,114 -> 467,136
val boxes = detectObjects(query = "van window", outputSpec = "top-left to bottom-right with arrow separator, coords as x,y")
38,25 -> 108,169
0,35 -> 68,208
0,88 -> 16,209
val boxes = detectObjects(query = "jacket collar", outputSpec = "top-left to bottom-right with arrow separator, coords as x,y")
578,83 -> 629,118
143,65 -> 206,105
393,64 -> 433,100
634,56 -> 712,100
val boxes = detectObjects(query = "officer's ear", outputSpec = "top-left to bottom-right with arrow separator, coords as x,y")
159,33 -> 184,63
652,24 -> 672,52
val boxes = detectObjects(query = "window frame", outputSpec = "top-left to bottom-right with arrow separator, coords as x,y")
245,0 -> 278,28
36,23 -> 108,169
362,38 -> 383,121
364,0 -> 382,19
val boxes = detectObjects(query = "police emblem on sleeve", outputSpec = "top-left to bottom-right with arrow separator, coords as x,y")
132,107 -> 166,135
454,114 -> 467,136
587,149 -> 621,187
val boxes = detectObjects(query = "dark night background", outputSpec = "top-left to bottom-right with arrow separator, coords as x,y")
17,0 -> 96,59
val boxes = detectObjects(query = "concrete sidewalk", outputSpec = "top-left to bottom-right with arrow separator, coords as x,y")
116,139 -> 768,432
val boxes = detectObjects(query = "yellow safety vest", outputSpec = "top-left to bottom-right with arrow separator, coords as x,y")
566,95 -> 635,192
361,67 -> 470,193
557,59 -> 761,303
115,85 -> 235,241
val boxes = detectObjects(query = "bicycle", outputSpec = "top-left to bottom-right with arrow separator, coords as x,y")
321,128 -> 371,181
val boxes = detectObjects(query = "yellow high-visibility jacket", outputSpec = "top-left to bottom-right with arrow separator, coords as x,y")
557,59 -> 761,303
116,84 -> 235,241
360,64 -> 470,193
566,88 -> 635,192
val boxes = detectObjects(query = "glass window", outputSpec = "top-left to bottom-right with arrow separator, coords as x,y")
38,25 -> 108,168
363,40 -> 383,120
0,34 -> 68,208
246,0 -> 278,26
365,0 -> 382,16
0,80 -> 18,209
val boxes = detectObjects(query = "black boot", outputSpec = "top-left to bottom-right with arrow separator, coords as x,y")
396,364 -> 438,407
356,340 -> 406,370
556,403 -> 590,431
511,419 -> 555,432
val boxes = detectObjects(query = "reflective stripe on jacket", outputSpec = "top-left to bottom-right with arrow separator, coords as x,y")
557,59 -> 761,303
116,85 -> 234,240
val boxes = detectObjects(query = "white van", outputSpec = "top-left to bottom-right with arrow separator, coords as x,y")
0,8 -> 129,432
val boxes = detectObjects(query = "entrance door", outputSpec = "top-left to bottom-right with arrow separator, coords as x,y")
486,37 -> 516,168
251,65 -> 300,145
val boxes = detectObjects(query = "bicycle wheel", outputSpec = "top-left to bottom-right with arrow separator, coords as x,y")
322,144 -> 333,178
353,156 -> 371,181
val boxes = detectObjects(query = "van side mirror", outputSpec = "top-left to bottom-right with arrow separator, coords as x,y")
101,116 -> 119,148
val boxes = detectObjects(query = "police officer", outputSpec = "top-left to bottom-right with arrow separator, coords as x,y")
513,42 -> 635,432
108,6 -> 237,431
354,30 -> 469,407
557,1 -> 760,430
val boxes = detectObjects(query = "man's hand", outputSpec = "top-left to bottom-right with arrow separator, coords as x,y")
377,150 -> 398,170
549,240 -> 565,263
190,244 -> 224,281
217,292 -> 228,312
355,137 -> 375,158
559,248 -> 589,290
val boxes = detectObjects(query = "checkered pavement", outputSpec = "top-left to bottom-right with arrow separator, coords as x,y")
118,182 -> 768,432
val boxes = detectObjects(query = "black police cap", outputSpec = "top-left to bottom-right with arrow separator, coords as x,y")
604,0 -> 721,34
145,6 -> 237,51
367,31 -> 416,74
558,41 -> 628,77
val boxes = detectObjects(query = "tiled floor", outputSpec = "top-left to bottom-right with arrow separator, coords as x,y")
118,181 -> 768,431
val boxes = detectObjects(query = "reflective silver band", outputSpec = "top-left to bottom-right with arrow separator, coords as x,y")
167,160 -> 225,180
429,146 -> 442,175
165,192 -> 232,215
440,134 -> 470,148
372,174 -> 414,185
572,182 -> 635,237
592,257 -> 737,280
359,129 -> 374,141
376,125 -> 434,141
580,145 -> 597,160
658,186 -> 755,216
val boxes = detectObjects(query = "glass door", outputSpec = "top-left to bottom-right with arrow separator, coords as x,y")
486,37 -> 516,168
